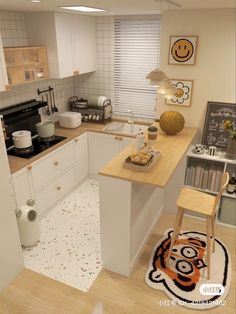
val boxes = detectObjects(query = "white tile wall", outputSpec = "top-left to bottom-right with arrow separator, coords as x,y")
0,10 -> 74,116
0,11 -> 27,47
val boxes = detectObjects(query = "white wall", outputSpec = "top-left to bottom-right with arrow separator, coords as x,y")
157,9 -> 236,133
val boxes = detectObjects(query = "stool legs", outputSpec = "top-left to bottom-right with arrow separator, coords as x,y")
166,207 -> 184,265
211,215 -> 215,252
206,216 -> 211,280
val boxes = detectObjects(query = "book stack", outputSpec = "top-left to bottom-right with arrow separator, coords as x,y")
185,162 -> 223,192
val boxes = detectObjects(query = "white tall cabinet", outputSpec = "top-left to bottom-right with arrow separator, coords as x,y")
0,120 -> 23,292
24,12 -> 96,78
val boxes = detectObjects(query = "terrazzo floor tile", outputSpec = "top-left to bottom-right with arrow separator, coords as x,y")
23,178 -> 102,292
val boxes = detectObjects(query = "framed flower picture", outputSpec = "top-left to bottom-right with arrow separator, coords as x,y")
165,80 -> 193,107
168,36 -> 198,65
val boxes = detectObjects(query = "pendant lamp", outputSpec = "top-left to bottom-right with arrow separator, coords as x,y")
145,68 -> 168,87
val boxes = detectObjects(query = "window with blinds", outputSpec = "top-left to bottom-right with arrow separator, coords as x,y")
114,16 -> 161,119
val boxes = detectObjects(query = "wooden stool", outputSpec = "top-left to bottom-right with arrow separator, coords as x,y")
166,172 -> 229,279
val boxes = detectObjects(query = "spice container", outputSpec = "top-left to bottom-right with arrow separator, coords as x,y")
148,126 -> 158,141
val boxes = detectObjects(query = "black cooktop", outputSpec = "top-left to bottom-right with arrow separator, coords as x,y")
7,135 -> 67,159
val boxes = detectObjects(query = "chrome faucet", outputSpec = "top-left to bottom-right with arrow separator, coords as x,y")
127,109 -> 134,125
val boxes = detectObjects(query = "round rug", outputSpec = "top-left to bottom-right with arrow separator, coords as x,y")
145,229 -> 231,310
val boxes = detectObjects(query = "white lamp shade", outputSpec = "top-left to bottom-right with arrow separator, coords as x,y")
146,68 -> 168,83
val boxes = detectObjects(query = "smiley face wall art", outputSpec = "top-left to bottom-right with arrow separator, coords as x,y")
169,36 -> 198,65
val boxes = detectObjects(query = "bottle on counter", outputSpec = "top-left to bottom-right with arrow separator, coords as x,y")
135,130 -> 145,152
226,173 -> 236,194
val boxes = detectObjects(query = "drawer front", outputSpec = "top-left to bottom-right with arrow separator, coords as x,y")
35,166 -> 76,215
31,142 -> 74,189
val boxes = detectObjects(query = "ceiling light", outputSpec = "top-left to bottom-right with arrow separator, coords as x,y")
60,6 -> 106,12
31,0 -> 41,3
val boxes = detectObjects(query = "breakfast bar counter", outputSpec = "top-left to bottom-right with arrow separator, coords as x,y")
98,125 -> 198,276
99,125 -> 197,187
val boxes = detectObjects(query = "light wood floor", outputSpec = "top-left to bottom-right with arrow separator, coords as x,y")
0,212 -> 235,314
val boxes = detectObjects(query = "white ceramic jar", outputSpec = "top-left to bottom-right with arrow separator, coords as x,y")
135,132 -> 145,151
12,130 -> 32,149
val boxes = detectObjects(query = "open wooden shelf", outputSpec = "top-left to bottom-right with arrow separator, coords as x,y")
3,46 -> 48,86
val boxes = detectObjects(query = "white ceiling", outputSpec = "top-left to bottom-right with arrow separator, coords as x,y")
0,0 -> 235,15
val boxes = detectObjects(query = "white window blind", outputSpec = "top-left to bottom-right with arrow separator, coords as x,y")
114,16 -> 161,119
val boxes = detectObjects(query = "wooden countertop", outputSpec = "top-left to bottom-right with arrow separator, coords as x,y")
99,124 -> 198,188
8,123 -> 113,174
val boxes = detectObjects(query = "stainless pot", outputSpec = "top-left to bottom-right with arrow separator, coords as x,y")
12,130 -> 32,149
36,121 -> 55,139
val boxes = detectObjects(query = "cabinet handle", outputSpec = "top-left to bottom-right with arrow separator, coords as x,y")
75,138 -> 78,142
74,70 -> 80,75
27,165 -> 32,171
54,161 -> 59,166
119,137 -> 123,141
114,136 -> 118,140
27,199 -> 35,206
56,186 -> 61,191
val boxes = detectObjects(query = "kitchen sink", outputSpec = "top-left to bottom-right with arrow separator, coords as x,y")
103,122 -> 148,136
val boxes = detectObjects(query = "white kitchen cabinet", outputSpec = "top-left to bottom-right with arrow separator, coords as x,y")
31,141 -> 74,189
12,167 -> 35,209
71,14 -> 96,75
0,33 -> 9,92
11,133 -> 89,216
88,132 -> 133,176
120,136 -> 134,150
25,12 -> 96,79
74,133 -> 89,183
35,166 -> 76,215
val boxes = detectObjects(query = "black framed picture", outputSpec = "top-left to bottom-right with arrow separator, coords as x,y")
202,101 -> 236,150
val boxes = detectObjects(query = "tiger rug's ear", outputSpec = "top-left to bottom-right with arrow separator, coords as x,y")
149,269 -> 162,283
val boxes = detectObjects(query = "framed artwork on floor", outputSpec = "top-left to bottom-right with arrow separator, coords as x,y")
165,79 -> 193,107
168,36 -> 198,65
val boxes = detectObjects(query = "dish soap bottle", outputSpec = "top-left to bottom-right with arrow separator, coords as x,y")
135,130 -> 145,152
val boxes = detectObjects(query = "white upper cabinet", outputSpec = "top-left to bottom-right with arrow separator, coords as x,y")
71,14 -> 96,75
25,12 -> 96,79
0,33 -> 9,92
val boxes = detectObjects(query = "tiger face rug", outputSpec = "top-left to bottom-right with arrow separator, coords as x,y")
145,229 -> 231,310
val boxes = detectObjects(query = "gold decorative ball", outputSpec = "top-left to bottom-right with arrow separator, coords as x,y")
159,111 -> 185,135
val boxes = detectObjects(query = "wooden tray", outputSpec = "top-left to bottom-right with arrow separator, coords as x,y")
123,151 -> 160,172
